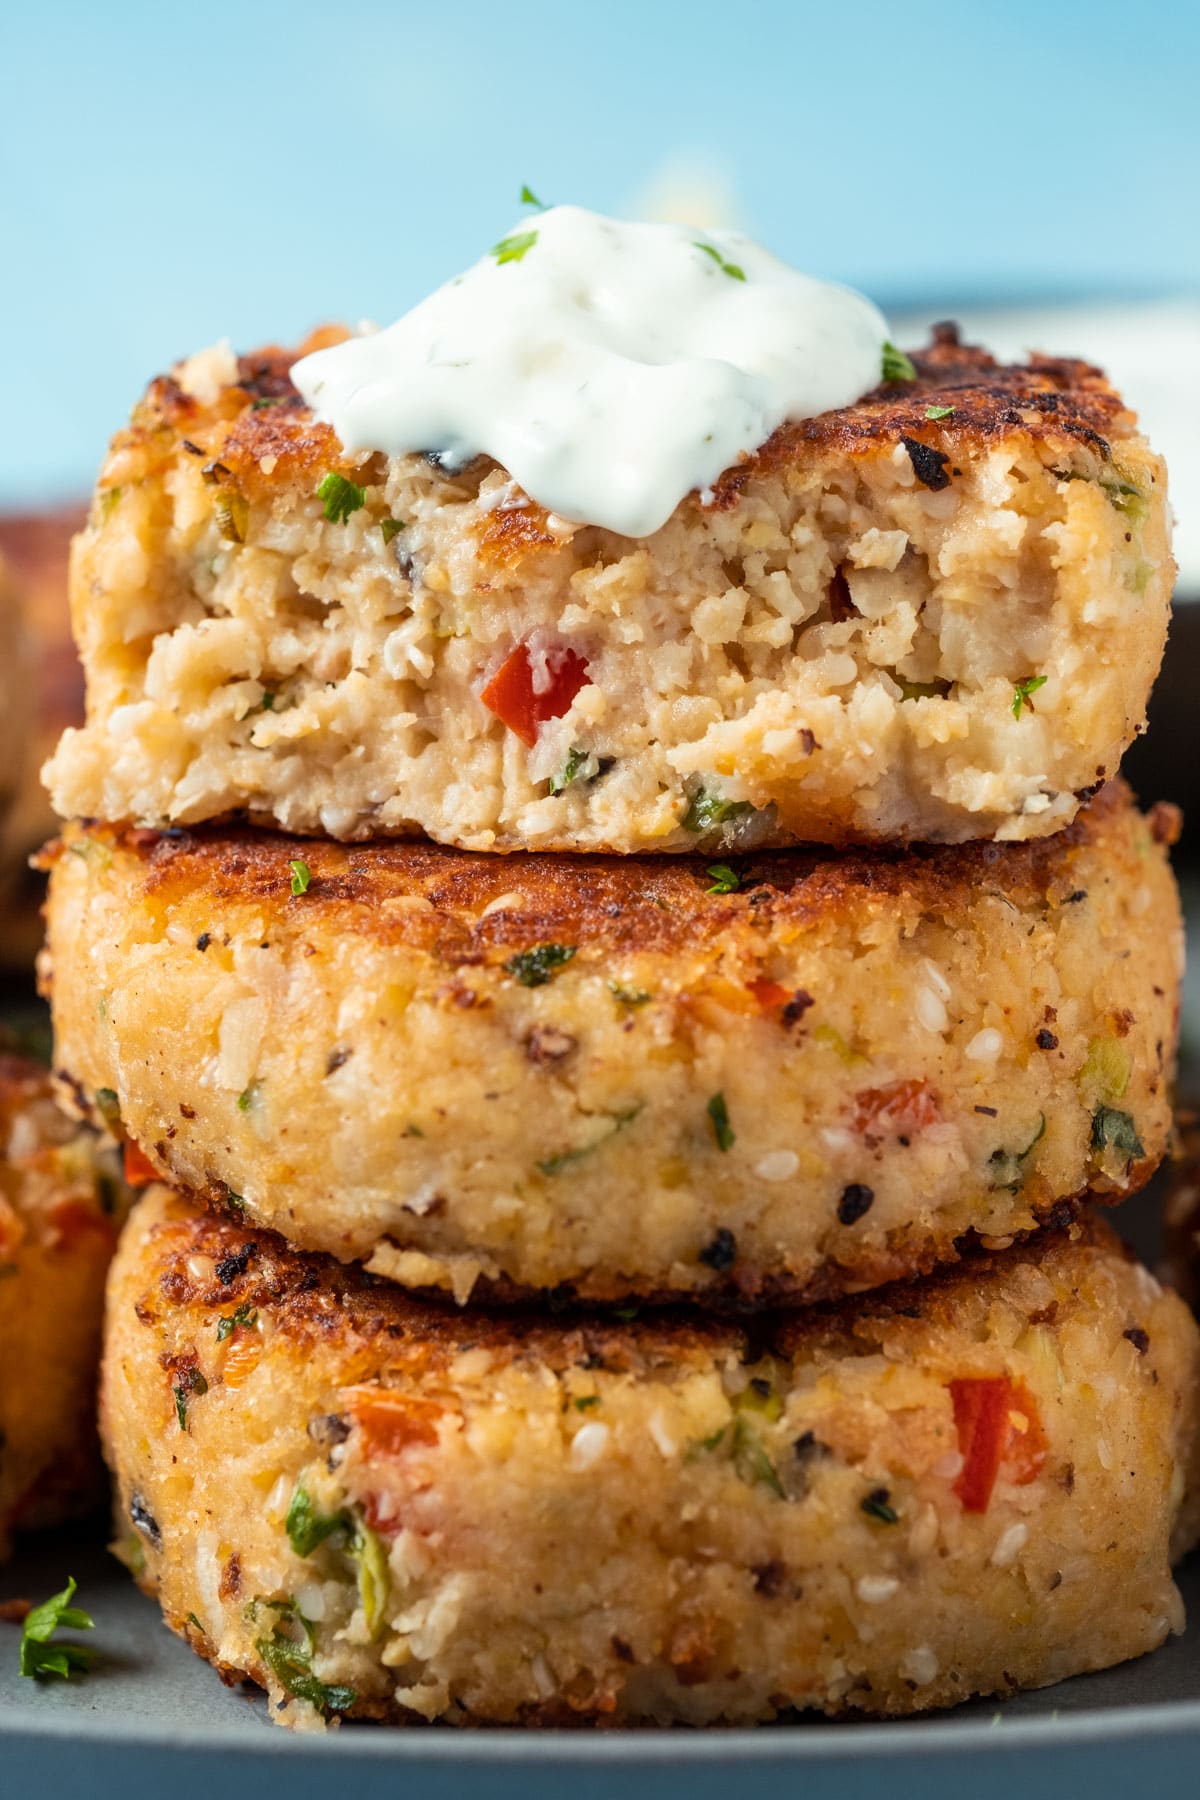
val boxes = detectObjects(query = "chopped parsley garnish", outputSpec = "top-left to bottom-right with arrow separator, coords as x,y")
924,404 -> 954,421
347,1520 -> 390,1638
549,746 -> 594,795
380,517 -> 405,544
536,1105 -> 642,1177
173,1366 -> 208,1430
216,1301 -> 258,1343
504,942 -> 577,987
861,1487 -> 900,1524
707,1092 -> 735,1153
492,229 -> 538,265
289,859 -> 312,897
608,981 -> 651,1007
285,1484 -> 350,1559
705,863 -> 740,894
94,1087 -> 122,1132
255,1628 -> 356,1717
881,341 -> 917,383
519,184 -> 544,208
1091,1106 -> 1145,1160
19,1578 -> 96,1681
1011,674 -> 1048,719
988,1113 -> 1046,1193
694,241 -> 746,281
317,472 -> 366,524
682,788 -> 754,834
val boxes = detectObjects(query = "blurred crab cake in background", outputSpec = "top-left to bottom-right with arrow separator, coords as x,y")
0,1050 -> 125,1559
44,783 -> 1181,1305
45,210 -> 1172,856
104,1190 -> 1200,1728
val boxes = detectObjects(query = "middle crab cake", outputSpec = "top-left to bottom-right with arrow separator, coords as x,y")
44,781 -> 1180,1306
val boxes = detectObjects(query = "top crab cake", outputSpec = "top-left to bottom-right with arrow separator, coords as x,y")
46,326 -> 1171,853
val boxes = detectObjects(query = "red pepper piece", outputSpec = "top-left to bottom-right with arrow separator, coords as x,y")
123,1141 -> 158,1187
852,1078 -> 941,1139
748,978 -> 792,1012
479,643 -> 590,747
949,1375 -> 1046,1512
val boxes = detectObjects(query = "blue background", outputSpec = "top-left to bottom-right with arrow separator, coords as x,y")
2,0 -> 1197,506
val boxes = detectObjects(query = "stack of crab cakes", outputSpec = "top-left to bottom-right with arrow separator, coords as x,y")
37,326 -> 1199,1728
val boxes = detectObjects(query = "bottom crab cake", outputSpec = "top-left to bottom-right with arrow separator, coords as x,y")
45,781 -> 1181,1307
103,1189 -> 1200,1728
0,1050 -> 125,1558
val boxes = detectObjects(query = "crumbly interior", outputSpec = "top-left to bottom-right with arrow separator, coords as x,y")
46,789 -> 1181,1304
0,1056 -> 123,1556
45,340 -> 1172,851
104,1192 -> 1200,1728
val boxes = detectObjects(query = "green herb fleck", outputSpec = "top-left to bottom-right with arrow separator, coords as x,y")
861,1487 -> 900,1524
216,1302 -> 258,1343
504,942 -> 576,987
988,1113 -> 1046,1192
1091,1106 -> 1145,1160
694,241 -> 746,281
705,863 -> 740,895
572,1394 -> 601,1411
99,486 -> 122,520
19,1578 -> 96,1681
608,981 -> 651,1007
402,1122 -> 425,1139
613,1304 -> 640,1322
519,184 -> 544,208
549,746 -> 596,795
289,859 -> 312,897
186,1613 -> 206,1634
94,1087 -> 122,1133
492,229 -> 538,266
286,1485 -> 351,1560
237,1082 -> 260,1114
173,1366 -> 208,1431
1012,674 -> 1048,719
380,517 -> 405,545
347,1520 -> 390,1638
317,472 -> 366,524
255,1632 -> 356,1717
707,1092 -> 735,1153
213,491 -> 249,543
924,404 -> 954,421
731,1416 -> 784,1498
881,341 -> 917,383
682,788 -> 754,834
536,1105 -> 642,1176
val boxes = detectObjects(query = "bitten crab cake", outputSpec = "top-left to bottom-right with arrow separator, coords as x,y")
0,1050 -> 125,1558
44,326 -> 1171,853
103,1190 -> 1200,1728
44,783 -> 1181,1306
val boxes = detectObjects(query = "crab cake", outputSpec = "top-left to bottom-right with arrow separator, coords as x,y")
0,1051 -> 125,1558
44,783 -> 1181,1307
44,326 -> 1171,854
103,1189 -> 1200,1728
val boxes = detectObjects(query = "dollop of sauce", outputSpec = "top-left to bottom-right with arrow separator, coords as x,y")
292,205 -> 891,539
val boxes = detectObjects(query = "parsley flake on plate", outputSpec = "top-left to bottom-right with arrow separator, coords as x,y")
19,1578 -> 96,1681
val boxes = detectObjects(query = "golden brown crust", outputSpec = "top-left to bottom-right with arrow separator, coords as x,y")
99,325 -> 1138,518
44,779 -> 1140,966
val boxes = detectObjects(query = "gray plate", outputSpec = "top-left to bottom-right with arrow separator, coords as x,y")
2,1529 -> 1199,1800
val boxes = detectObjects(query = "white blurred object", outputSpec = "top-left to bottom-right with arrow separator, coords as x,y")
894,301 -> 1200,595
628,154 -> 738,230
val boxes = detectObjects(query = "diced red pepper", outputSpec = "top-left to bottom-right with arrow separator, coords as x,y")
748,978 -> 792,1013
949,1375 -> 1047,1512
479,643 -> 590,747
46,1197 -> 116,1251
123,1141 -> 159,1186
853,1078 -> 941,1139
344,1387 -> 444,1458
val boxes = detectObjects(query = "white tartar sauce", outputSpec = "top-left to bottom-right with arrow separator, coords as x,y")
292,204 -> 891,539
